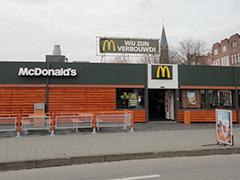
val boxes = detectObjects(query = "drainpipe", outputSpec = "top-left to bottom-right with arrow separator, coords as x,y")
145,64 -> 149,122
45,60 -> 49,113
205,89 -> 209,109
174,89 -> 180,122
233,67 -> 239,123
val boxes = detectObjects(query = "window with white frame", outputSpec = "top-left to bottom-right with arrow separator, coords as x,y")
235,54 -> 238,64
221,56 -> 229,66
222,45 -> 226,52
232,54 -> 235,64
226,56 -> 229,66
214,49 -> 218,55
231,55 -> 234,64
232,41 -> 238,49
212,60 -> 216,65
213,59 -> 220,66
238,53 -> 240,63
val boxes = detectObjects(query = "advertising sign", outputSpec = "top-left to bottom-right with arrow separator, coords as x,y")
187,91 -> 196,105
128,93 -> 138,107
148,64 -> 178,89
99,37 -> 159,54
151,65 -> 172,80
216,109 -> 233,145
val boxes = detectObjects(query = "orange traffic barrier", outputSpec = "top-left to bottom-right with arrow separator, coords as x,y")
16,113 -> 22,137
92,112 -> 97,134
50,112 -> 55,136
130,111 -> 134,132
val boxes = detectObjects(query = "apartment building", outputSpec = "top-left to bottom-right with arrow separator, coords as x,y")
212,33 -> 240,66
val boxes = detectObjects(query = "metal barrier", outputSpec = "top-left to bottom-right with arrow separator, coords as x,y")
0,116 -> 17,132
21,115 -> 51,134
54,113 -> 93,133
94,111 -> 134,133
0,110 -> 134,136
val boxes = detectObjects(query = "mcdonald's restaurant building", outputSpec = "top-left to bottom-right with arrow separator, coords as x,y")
0,60 -> 240,123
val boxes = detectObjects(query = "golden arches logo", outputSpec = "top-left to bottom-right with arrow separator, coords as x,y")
102,40 -> 116,52
156,65 -> 171,79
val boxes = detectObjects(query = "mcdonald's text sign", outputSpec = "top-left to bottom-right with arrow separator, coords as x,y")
99,37 -> 159,54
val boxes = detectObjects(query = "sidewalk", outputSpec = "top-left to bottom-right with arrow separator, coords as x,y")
0,123 -> 240,171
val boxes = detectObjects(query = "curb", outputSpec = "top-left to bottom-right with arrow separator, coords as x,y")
0,147 -> 240,171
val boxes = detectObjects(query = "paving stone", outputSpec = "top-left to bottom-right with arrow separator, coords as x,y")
0,122 -> 239,171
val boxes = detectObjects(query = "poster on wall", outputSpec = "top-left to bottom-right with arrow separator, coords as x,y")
128,93 -> 138,107
216,109 -> 233,146
187,91 -> 196,105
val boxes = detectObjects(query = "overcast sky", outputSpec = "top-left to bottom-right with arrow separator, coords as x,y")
0,0 -> 239,62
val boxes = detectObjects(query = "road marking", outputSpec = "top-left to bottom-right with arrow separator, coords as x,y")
109,174 -> 161,180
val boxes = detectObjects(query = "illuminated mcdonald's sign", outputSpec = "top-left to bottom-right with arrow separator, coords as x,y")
152,65 -> 172,80
102,40 -> 116,52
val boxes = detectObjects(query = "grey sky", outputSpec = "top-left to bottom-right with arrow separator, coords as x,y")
0,0 -> 239,62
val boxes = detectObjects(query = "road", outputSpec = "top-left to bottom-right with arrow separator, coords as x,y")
1,154 -> 240,180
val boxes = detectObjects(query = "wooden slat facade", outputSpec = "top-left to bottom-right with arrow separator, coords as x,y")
48,87 -> 116,112
0,87 -> 147,122
132,110 -> 146,123
0,87 -> 45,114
178,109 -> 238,123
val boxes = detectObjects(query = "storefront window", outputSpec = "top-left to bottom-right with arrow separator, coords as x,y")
180,90 -> 204,109
116,89 -> 144,109
208,90 -> 232,109
208,90 -> 218,108
200,90 -> 206,109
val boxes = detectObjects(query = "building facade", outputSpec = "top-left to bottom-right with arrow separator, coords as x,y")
0,61 -> 239,123
211,33 -> 240,66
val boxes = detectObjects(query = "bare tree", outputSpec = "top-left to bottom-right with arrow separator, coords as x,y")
136,54 -> 160,64
113,57 -> 129,64
178,38 -> 209,65
168,47 -> 185,64
105,54 -> 131,64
